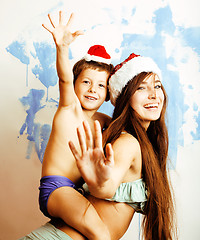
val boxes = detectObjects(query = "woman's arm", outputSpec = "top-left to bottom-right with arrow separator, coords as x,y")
54,195 -> 135,240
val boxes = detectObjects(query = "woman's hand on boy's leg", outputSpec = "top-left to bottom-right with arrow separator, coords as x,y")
69,120 -> 114,191
42,11 -> 84,48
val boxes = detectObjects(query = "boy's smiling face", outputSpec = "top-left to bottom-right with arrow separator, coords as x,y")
74,68 -> 109,111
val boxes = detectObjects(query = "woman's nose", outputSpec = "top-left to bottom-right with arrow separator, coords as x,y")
148,88 -> 156,99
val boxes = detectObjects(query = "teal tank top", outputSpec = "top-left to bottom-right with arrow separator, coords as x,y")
83,178 -> 148,214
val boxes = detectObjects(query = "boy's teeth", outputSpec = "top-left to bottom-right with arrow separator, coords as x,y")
86,96 -> 95,100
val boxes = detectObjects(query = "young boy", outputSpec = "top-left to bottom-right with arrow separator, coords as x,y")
39,11 -> 113,240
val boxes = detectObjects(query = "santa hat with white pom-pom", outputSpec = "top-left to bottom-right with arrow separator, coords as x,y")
109,53 -> 162,105
84,45 -> 111,64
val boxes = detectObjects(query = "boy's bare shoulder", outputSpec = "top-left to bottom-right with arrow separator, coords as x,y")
93,112 -> 111,129
57,98 -> 83,114
54,100 -> 83,124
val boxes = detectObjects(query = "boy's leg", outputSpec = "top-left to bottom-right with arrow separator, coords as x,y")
47,187 -> 110,240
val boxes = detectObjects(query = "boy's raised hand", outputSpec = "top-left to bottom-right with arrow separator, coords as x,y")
69,120 -> 114,190
42,11 -> 84,47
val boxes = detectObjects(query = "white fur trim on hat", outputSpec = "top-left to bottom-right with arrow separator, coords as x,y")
109,55 -> 162,105
84,53 -> 111,64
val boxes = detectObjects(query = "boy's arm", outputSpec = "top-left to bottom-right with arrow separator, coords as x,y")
43,11 -> 84,106
57,45 -> 75,107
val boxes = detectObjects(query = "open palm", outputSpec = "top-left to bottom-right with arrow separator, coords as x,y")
69,120 -> 114,188
42,11 -> 84,47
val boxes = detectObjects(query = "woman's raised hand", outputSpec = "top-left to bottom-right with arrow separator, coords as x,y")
42,11 -> 84,47
69,120 -> 114,188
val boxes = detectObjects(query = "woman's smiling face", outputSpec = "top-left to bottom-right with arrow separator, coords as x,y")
130,73 -> 164,129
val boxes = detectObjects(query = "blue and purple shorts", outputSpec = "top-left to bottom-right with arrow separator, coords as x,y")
39,175 -> 76,218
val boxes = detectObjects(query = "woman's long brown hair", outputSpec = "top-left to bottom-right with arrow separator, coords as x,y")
104,72 -> 177,240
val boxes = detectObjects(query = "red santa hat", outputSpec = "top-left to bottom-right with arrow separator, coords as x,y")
84,45 -> 111,64
109,53 -> 162,105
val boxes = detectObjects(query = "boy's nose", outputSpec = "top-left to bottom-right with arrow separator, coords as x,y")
88,86 -> 96,93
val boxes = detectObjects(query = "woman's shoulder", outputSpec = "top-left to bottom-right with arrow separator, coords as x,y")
113,132 -> 141,155
112,132 -> 142,173
118,131 -> 140,144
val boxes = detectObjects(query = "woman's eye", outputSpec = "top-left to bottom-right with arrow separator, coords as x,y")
99,84 -> 105,88
155,85 -> 161,89
137,86 -> 145,90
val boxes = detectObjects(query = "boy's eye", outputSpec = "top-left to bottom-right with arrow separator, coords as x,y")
83,80 -> 90,84
99,84 -> 105,88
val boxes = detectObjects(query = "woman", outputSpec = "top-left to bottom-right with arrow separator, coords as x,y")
105,53 -> 176,239
69,52 -> 177,240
